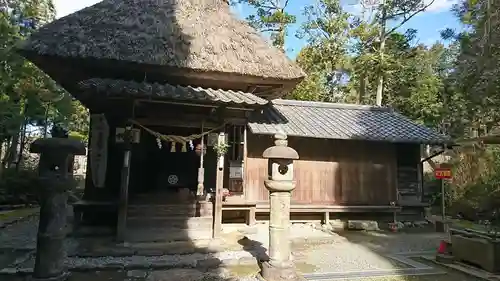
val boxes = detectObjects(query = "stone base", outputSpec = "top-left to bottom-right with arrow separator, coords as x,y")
28,272 -> 71,281
196,200 -> 213,217
436,253 -> 454,264
260,261 -> 306,281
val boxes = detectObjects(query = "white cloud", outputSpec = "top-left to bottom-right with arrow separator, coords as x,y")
424,0 -> 457,12
344,0 -> 456,17
54,0 -> 100,18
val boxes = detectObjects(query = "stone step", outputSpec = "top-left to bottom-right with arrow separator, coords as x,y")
127,216 -> 213,229
128,204 -> 199,217
125,228 -> 213,242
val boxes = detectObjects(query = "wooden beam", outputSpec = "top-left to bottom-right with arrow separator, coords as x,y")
107,97 -> 256,111
134,118 -> 219,129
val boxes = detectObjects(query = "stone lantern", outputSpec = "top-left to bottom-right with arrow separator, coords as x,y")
30,137 -> 86,281
261,134 -> 303,281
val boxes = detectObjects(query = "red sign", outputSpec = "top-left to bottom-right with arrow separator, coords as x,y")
435,168 -> 452,179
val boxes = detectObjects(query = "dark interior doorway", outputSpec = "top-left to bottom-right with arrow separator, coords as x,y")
129,126 -> 207,204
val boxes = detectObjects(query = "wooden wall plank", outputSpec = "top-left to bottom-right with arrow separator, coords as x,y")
244,134 -> 400,205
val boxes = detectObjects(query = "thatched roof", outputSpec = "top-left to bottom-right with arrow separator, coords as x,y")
19,0 -> 305,82
78,78 -> 268,106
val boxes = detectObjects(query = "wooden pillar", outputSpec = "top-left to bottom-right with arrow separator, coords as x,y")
197,121 -> 205,196
82,116 -> 95,200
243,125 -> 248,199
116,127 -> 132,242
213,132 -> 225,238
324,212 -> 330,225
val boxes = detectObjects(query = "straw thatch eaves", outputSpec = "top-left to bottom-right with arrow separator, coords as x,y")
19,0 -> 305,89
78,78 -> 269,106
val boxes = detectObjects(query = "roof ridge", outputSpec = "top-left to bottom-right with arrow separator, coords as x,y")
272,99 -> 393,112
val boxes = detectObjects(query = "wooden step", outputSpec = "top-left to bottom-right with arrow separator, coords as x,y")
128,204 -> 199,217
125,228 -> 213,242
126,216 -> 213,229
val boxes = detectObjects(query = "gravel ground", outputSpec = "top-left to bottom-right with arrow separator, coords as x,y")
0,215 -> 39,250
242,223 -> 447,273
336,231 -> 447,254
332,275 -> 482,281
330,259 -> 484,281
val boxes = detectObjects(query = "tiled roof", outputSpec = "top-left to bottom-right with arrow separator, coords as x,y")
78,78 -> 269,106
248,99 -> 450,144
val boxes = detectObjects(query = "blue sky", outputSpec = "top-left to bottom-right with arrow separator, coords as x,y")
53,0 -> 462,59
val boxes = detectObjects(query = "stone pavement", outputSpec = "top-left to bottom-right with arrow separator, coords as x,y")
0,216 -> 484,281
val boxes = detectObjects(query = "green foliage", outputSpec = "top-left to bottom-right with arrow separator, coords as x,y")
288,0 -> 352,102
445,145 -> 500,221
0,0 -> 89,142
236,0 -> 296,50
236,0 -> 500,219
213,142 -> 230,157
0,0 -> 90,204
0,167 -> 39,204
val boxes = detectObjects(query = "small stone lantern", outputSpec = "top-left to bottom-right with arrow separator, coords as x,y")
30,137 -> 86,281
261,134 -> 303,281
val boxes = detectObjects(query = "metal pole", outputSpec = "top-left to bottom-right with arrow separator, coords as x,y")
441,179 -> 445,220
441,145 -> 447,223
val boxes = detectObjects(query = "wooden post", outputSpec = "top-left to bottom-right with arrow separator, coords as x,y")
116,127 -> 132,242
213,132 -> 225,238
197,121 -> 205,196
324,212 -> 330,225
249,206 -> 256,226
243,125 -> 248,198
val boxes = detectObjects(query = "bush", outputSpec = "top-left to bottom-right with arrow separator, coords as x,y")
0,167 -> 40,205
446,145 -> 500,222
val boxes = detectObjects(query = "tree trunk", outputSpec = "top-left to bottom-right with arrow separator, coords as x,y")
16,120 -> 27,170
6,130 -> 20,168
0,140 -> 4,178
1,136 -> 12,169
358,71 -> 367,104
375,3 -> 387,106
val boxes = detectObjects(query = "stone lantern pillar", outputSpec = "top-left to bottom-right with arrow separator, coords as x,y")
261,134 -> 303,281
30,137 -> 86,281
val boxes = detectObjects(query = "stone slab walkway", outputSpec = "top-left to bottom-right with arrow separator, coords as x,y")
422,256 -> 500,281
0,218 -> 485,281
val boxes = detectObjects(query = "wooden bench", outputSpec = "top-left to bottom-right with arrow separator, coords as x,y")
256,204 -> 401,224
72,200 -> 117,228
222,202 -> 256,226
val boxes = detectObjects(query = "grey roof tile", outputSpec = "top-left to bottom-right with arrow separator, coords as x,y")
248,99 -> 450,144
78,78 -> 268,106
